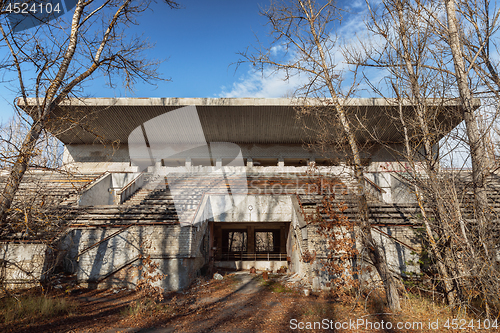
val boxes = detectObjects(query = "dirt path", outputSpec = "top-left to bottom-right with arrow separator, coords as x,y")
107,272 -> 299,333
2,272 -> 473,333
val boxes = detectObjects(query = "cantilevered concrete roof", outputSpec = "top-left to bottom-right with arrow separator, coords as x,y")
21,97 -> 471,145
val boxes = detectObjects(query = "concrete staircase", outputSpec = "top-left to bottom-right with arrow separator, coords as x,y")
120,172 -> 387,226
0,171 -> 99,240
0,171 -> 99,208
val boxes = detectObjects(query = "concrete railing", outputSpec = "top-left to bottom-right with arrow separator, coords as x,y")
78,171 -> 142,206
363,176 -> 385,201
291,195 -> 308,256
215,252 -> 287,261
116,172 -> 145,204
78,172 -> 112,206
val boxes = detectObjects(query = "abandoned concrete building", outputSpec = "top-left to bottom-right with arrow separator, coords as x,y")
0,97 -> 483,290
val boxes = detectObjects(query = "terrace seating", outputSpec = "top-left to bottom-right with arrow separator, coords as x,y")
0,171 -> 98,207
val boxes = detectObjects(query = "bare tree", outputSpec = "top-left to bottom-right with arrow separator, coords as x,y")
0,114 -> 62,170
0,0 -> 179,228
241,0 -> 401,310
353,0 -> 464,307
348,0 -> 500,315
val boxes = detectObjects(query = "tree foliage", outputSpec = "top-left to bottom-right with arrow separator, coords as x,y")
0,0 -> 179,231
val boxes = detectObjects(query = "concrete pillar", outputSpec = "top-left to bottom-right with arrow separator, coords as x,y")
247,158 -> 253,167
371,172 -> 392,203
154,159 -> 162,175
280,226 -> 286,254
278,158 -> 285,168
209,222 -> 214,260
215,158 -> 222,168
247,225 -> 255,254
185,157 -> 192,168
215,225 -> 222,258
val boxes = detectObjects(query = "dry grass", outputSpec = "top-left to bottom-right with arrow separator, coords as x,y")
0,294 -> 77,325
1,275 -> 499,332
120,298 -> 173,317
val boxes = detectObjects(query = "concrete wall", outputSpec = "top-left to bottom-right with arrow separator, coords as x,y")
372,226 -> 420,276
78,173 -> 113,206
206,194 -> 293,223
391,175 -> 417,204
216,260 -> 287,271
59,223 -> 208,290
64,144 -> 131,164
306,223 -> 421,289
364,172 -> 416,203
0,243 -> 50,288
79,143 -> 409,164
288,197 -> 311,277
64,142 -> 408,171
78,172 -> 140,206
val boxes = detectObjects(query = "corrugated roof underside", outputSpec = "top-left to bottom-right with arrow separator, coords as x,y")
48,104 -> 462,145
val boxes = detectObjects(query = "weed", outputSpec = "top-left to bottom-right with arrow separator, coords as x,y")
260,279 -> 294,293
122,246 -> 168,318
120,298 -> 172,317
0,294 -> 76,324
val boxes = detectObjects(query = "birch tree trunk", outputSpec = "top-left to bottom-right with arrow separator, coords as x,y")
444,0 -> 492,260
0,0 -> 175,226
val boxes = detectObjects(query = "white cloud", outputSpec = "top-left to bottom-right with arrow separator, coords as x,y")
219,68 -> 309,98
219,7 -> 382,99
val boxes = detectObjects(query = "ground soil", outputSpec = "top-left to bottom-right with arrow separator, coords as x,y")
1,272 -> 497,333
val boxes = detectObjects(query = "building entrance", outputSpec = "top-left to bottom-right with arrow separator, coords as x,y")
210,222 -> 290,270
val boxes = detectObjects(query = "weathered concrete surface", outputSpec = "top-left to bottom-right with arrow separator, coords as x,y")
59,223 -> 208,291
78,173 -> 114,206
0,243 -> 49,288
78,172 -> 140,206
206,195 -> 293,223
372,226 -> 420,274
215,260 -> 287,272
306,223 -> 421,289
288,196 -> 310,277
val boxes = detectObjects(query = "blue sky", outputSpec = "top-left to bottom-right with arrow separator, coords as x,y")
0,0 -> 370,123
0,0 -> 483,168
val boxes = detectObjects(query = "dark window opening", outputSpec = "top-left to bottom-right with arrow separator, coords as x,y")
192,158 -> 214,166
255,230 -> 280,253
222,230 -> 247,253
314,158 -> 340,166
284,158 -> 307,166
252,158 -> 278,167
215,224 -> 288,262
255,231 -> 274,252
163,158 -> 185,167
222,157 -> 246,166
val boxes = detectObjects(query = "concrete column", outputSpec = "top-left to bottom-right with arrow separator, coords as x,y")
280,226 -> 286,254
215,158 -> 222,168
278,158 -> 285,168
247,158 -> 253,167
185,157 -> 192,168
371,172 -> 392,203
215,226 -> 222,258
154,159 -> 162,175
209,222 -> 214,260
62,146 -> 74,164
247,225 -> 255,254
